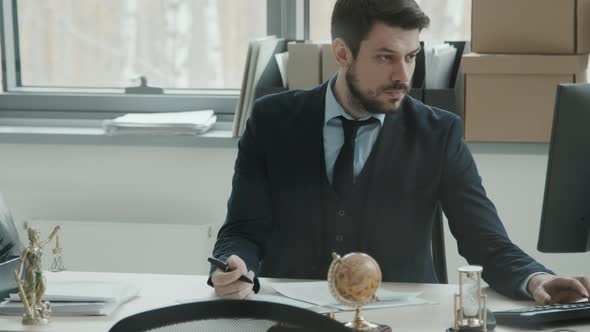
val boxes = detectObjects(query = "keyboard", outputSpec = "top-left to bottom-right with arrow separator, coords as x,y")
493,301 -> 590,325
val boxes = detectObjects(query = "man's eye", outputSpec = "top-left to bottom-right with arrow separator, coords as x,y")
378,55 -> 392,62
406,54 -> 417,62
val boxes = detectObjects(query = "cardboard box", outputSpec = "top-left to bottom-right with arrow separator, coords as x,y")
463,53 -> 588,143
287,42 -> 321,90
321,43 -> 339,83
472,0 -> 590,54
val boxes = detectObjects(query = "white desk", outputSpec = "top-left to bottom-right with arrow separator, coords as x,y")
1,271 -> 589,332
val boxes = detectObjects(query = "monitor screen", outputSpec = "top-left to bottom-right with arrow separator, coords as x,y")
538,84 -> 590,252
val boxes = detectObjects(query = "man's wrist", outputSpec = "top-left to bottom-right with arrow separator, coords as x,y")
527,273 -> 555,295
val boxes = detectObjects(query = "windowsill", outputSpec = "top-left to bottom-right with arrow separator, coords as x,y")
0,118 -> 548,153
0,119 -> 238,148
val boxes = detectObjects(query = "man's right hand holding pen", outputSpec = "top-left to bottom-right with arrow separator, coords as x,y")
210,255 -> 256,300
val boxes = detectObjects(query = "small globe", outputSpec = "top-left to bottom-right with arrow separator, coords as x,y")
328,252 -> 382,305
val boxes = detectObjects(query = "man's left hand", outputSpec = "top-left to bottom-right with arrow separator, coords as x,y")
528,274 -> 590,305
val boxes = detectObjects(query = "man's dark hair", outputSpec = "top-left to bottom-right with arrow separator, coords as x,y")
331,0 -> 430,58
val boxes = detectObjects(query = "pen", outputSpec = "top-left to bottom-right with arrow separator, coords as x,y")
207,257 -> 254,284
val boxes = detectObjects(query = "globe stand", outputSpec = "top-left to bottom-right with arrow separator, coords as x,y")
344,306 -> 380,331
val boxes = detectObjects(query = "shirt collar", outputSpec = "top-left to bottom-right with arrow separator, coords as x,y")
324,75 -> 386,127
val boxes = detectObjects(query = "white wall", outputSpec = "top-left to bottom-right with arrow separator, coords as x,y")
1,142 -> 588,281
0,143 -> 236,275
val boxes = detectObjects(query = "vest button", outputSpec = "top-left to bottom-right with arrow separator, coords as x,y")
337,209 -> 346,217
336,235 -> 344,242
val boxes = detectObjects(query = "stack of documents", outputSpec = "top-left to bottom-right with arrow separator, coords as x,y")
424,42 -> 458,89
103,110 -> 216,136
0,281 -> 139,316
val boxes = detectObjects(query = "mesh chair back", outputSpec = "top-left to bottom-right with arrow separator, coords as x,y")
109,300 -> 351,332
431,203 -> 448,283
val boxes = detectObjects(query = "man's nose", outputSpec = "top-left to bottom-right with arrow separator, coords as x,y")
391,61 -> 412,84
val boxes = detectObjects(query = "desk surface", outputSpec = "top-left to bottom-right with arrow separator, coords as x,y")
1,271 -> 589,332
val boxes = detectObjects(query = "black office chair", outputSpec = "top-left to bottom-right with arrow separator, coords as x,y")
109,300 -> 352,332
431,203 -> 448,284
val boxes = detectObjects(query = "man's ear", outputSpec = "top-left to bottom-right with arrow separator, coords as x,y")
332,38 -> 353,69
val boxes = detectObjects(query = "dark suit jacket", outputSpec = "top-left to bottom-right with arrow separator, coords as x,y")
212,82 -> 552,299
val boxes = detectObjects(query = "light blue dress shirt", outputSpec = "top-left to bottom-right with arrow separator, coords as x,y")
324,77 -> 385,184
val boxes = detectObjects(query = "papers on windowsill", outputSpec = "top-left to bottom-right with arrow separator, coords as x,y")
0,281 -> 139,316
103,110 -> 217,136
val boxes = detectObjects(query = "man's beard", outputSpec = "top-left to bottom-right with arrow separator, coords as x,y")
345,63 -> 410,114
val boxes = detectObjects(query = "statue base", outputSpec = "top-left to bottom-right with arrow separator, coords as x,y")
21,315 -> 49,325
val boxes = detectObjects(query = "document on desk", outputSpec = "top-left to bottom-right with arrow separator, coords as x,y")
0,300 -> 124,316
7,281 -> 139,303
0,281 -> 139,316
271,281 -> 435,311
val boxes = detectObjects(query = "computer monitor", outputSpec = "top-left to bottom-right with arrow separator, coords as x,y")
538,83 -> 590,252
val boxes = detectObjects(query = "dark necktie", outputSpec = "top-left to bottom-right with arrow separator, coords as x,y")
332,116 -> 377,198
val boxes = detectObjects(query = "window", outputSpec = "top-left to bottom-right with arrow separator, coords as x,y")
309,0 -> 336,42
0,0 -> 474,118
310,0 -> 471,42
16,0 -> 266,90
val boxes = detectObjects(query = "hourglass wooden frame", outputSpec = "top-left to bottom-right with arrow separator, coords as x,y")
453,266 -> 488,332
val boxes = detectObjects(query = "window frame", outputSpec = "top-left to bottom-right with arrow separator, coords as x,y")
0,0 -> 308,118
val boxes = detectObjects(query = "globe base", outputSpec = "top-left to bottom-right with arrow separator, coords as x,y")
344,307 -> 391,331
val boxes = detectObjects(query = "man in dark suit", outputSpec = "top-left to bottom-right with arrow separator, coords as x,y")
209,0 -> 590,304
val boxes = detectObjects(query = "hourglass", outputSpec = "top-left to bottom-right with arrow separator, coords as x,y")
453,266 -> 488,331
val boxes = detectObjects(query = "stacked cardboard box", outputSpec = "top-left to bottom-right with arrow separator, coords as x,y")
464,0 -> 590,142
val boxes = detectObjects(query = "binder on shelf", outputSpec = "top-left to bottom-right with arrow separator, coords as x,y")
233,36 -> 287,137
232,38 -> 256,137
287,42 -> 321,90
243,41 -> 468,126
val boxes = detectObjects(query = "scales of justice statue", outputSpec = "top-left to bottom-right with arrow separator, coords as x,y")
13,223 -> 61,325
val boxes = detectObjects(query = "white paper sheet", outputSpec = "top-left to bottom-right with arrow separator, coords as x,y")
271,281 -> 432,310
